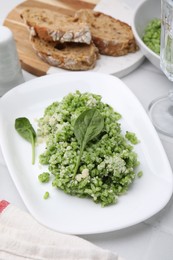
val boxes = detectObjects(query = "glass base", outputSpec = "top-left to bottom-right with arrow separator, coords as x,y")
148,92 -> 173,138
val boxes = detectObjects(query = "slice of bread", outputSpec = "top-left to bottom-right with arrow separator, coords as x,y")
21,8 -> 92,44
30,36 -> 99,71
74,9 -> 139,56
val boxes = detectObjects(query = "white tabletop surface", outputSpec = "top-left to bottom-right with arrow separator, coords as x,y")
1,1 -> 173,260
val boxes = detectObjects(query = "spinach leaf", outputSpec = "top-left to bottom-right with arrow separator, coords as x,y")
73,108 -> 104,178
15,117 -> 36,165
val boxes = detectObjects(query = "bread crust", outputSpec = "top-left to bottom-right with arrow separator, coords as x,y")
21,8 -> 92,44
30,36 -> 99,71
21,7 -> 139,71
74,9 -> 139,56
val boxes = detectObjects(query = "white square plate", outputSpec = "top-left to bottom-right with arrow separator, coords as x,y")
0,72 -> 172,235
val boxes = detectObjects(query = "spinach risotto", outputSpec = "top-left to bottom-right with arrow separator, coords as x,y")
37,91 -> 141,206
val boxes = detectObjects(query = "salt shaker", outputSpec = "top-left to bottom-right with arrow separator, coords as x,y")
160,0 -> 173,81
0,26 -> 24,96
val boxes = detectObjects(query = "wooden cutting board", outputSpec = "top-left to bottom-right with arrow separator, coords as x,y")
3,0 -> 99,76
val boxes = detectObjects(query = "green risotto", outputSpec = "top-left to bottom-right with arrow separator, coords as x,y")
142,18 -> 161,55
37,91 -> 140,207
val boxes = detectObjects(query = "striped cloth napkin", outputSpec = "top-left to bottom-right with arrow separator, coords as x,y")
0,200 -> 125,260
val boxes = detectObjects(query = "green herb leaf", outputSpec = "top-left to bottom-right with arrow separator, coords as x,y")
73,109 -> 104,178
15,117 -> 36,164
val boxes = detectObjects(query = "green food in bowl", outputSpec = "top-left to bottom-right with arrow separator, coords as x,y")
142,18 -> 161,55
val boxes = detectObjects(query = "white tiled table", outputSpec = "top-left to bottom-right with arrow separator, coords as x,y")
1,1 -> 173,259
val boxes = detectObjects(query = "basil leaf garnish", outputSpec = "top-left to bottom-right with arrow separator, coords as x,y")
73,108 -> 104,177
15,117 -> 36,164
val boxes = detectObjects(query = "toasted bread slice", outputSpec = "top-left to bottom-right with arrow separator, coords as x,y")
21,8 -> 92,44
30,36 -> 99,71
74,9 -> 139,56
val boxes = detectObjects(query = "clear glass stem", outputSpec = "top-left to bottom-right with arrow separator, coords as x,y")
149,0 -> 173,138
148,90 -> 173,137
160,0 -> 173,81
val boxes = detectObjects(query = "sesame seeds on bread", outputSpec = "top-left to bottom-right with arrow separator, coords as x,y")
21,8 -> 92,44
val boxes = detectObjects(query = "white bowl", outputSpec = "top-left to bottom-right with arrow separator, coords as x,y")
132,0 -> 161,69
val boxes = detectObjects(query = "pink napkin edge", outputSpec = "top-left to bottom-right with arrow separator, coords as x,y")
0,200 -> 10,213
